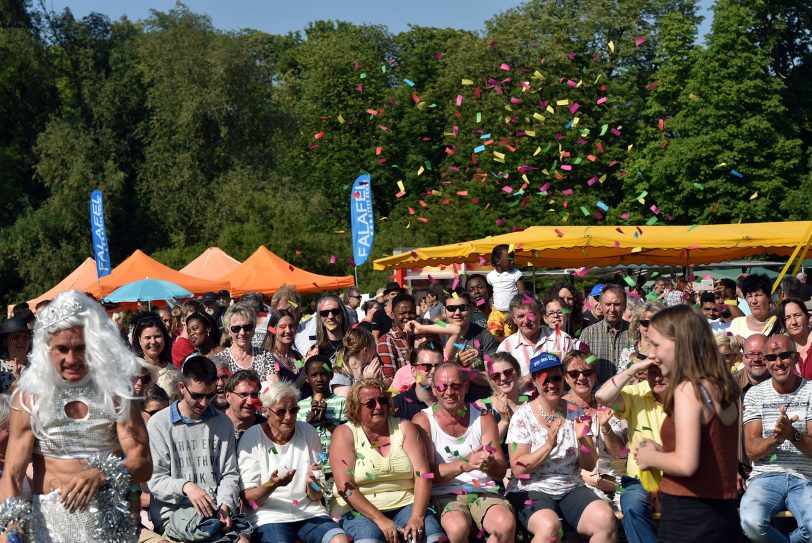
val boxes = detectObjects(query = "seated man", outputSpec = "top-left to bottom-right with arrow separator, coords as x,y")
740,334 -> 812,542
392,344 -> 440,421
147,356 -> 251,542
224,369 -> 266,443
413,362 -> 515,543
0,291 -> 152,542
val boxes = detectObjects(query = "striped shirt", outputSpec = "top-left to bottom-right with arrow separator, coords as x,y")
297,395 -> 347,473
578,319 -> 629,386
744,379 -> 812,480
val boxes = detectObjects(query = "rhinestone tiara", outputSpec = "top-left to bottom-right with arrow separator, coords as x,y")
37,295 -> 85,329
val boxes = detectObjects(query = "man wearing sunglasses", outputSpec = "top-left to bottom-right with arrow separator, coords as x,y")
147,356 -> 251,542
413,363 -> 515,543
740,335 -> 812,542
392,344 -> 441,421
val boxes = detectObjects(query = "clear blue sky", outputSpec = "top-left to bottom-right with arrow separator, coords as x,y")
48,0 -> 715,39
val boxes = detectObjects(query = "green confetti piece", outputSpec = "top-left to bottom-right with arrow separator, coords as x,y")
600,124 -> 608,136
641,426 -> 652,431
268,446 -> 278,454
476,112 -> 481,123
580,206 -> 591,216
295,358 -> 304,368
518,395 -> 529,403
646,216 -> 658,226
360,72 -> 366,79
435,320 -> 447,328
687,224 -> 698,231
586,355 -> 598,365
432,403 -> 441,411
510,442 -> 518,451
356,453 -> 365,460
693,183 -> 704,190
623,275 -> 636,287
770,453 -> 778,462
366,472 -> 377,479
561,308 -> 572,314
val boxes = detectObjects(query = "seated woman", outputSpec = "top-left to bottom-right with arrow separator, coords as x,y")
329,378 -> 443,543
506,352 -> 617,542
331,327 -> 382,396
237,381 -> 348,543
562,350 -> 626,508
479,352 -> 527,445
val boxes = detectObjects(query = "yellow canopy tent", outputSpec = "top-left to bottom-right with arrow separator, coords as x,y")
374,221 -> 812,272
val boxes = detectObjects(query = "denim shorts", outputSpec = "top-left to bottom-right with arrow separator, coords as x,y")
339,503 -> 443,543
254,515 -> 344,543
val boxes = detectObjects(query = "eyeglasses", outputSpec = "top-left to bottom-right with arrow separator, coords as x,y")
545,311 -> 563,317
269,406 -> 301,417
489,368 -> 515,381
445,304 -> 469,313
743,352 -> 763,360
764,352 -> 796,362
187,391 -> 217,401
414,363 -> 438,372
434,382 -> 465,392
639,319 -> 651,327
135,374 -> 152,383
231,391 -> 260,400
567,369 -> 595,379
534,374 -> 564,385
230,324 -> 254,334
319,308 -> 342,318
360,396 -> 389,409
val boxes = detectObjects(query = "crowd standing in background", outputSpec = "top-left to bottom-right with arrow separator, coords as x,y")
0,265 -> 811,542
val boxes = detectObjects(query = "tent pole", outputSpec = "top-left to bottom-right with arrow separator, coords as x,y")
354,266 -> 359,289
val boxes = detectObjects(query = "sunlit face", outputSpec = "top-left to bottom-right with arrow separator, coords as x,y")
701,301 -> 719,320
544,300 -> 564,329
265,396 -> 299,434
511,305 -> 540,338
742,336 -> 768,381
215,366 -> 231,407
746,289 -> 770,317
645,364 -> 668,397
532,366 -> 564,400
564,358 -> 597,398
179,379 -> 217,418
225,379 -> 260,421
765,336 -> 798,386
638,311 -> 654,341
783,302 -> 809,339
186,318 -> 209,347
49,327 -> 87,382
157,308 -> 172,330
600,290 -> 624,325
444,299 -> 470,326
319,300 -> 343,332
413,350 -> 441,389
274,315 -> 296,346
228,314 -> 254,349
305,362 -> 332,395
275,298 -> 302,325
487,360 -> 517,396
139,326 -> 165,360
432,366 -> 467,411
357,387 -> 390,425
133,369 -> 152,395
647,325 -> 676,377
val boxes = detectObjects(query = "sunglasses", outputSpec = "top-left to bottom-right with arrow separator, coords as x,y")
135,374 -> 152,383
639,319 -> 651,327
360,396 -> 390,409
142,408 -> 163,417
231,391 -> 260,400
319,308 -> 343,318
230,324 -> 254,334
187,391 -> 217,401
567,369 -> 595,379
414,363 -> 438,372
269,406 -> 301,417
764,351 -> 796,362
445,304 -> 469,313
534,374 -> 564,385
489,368 -> 515,381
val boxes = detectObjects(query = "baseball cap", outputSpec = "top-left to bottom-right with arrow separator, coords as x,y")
589,284 -> 605,298
529,352 -> 562,375
201,292 -> 217,303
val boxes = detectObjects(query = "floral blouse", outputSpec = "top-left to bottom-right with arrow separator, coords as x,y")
211,347 -> 278,380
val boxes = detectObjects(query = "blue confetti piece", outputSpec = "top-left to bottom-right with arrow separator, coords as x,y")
473,145 -> 486,153
453,343 -> 467,350
480,133 -> 492,139
565,119 -> 574,129
596,201 -> 609,212
730,169 -> 744,178
310,482 -> 322,492
403,78 -> 415,87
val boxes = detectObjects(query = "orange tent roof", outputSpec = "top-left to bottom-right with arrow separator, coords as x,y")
17,257 -> 100,312
222,246 -> 354,297
86,250 -> 230,299
180,247 -> 242,280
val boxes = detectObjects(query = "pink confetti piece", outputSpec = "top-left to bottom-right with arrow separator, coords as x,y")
455,94 -> 463,107
554,229 -> 565,237
569,102 -> 580,114
499,63 -> 510,71
421,472 -> 435,479
249,499 -> 259,510
621,213 -> 630,219
502,185 -> 514,193
635,36 -> 647,46
329,255 -> 336,264
650,204 -> 660,215
562,188 -> 573,195
596,96 -> 608,105
580,445 -> 592,454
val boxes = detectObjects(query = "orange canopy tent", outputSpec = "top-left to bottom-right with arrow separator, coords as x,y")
12,257 -> 100,314
180,247 -> 241,280
221,246 -> 354,297
85,250 -> 230,299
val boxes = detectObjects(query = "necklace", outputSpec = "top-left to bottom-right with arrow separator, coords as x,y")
232,346 -> 250,364
536,400 -> 560,424
749,314 -> 769,328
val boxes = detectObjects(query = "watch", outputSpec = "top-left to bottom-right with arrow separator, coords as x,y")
791,431 -> 803,443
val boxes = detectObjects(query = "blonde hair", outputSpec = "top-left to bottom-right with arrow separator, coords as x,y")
629,301 -> 664,344
344,378 -> 390,425
650,305 -> 739,416
334,327 -> 376,378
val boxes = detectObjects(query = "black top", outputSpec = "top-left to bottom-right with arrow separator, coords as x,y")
371,309 -> 393,336
392,385 -> 428,421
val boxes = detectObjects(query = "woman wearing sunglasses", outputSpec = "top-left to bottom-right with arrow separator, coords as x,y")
237,380 -> 349,543
617,301 -> 663,372
308,295 -> 349,365
562,350 -> 626,508
507,352 -> 616,542
329,378 -> 443,543
482,352 -> 526,444
212,304 -> 277,382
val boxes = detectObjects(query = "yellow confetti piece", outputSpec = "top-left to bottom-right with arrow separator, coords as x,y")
533,112 -> 545,122
533,147 -> 542,156
750,192 -> 759,200
337,114 -> 345,124
608,41 -> 615,52
524,130 -> 536,137
461,78 -> 474,85
546,105 -> 555,114
452,292 -> 459,299
631,247 -> 642,253
397,180 -> 405,193
556,99 -> 569,106
689,93 -> 701,101
572,117 -> 579,127
417,166 -> 424,175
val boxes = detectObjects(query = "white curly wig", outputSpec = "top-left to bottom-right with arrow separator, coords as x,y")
17,290 -> 140,439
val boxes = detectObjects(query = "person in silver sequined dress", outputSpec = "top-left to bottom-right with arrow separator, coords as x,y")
0,290 -> 152,543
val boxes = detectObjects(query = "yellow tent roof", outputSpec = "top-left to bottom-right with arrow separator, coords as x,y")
374,221 -> 812,271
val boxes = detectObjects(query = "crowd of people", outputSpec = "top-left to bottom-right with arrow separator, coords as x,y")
0,250 -> 811,543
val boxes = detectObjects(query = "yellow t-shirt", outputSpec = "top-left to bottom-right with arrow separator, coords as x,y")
330,417 -> 415,517
616,381 -> 667,479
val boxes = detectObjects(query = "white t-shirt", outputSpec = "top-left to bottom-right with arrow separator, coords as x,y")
237,421 -> 329,524
487,269 -> 523,311
743,379 -> 812,481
